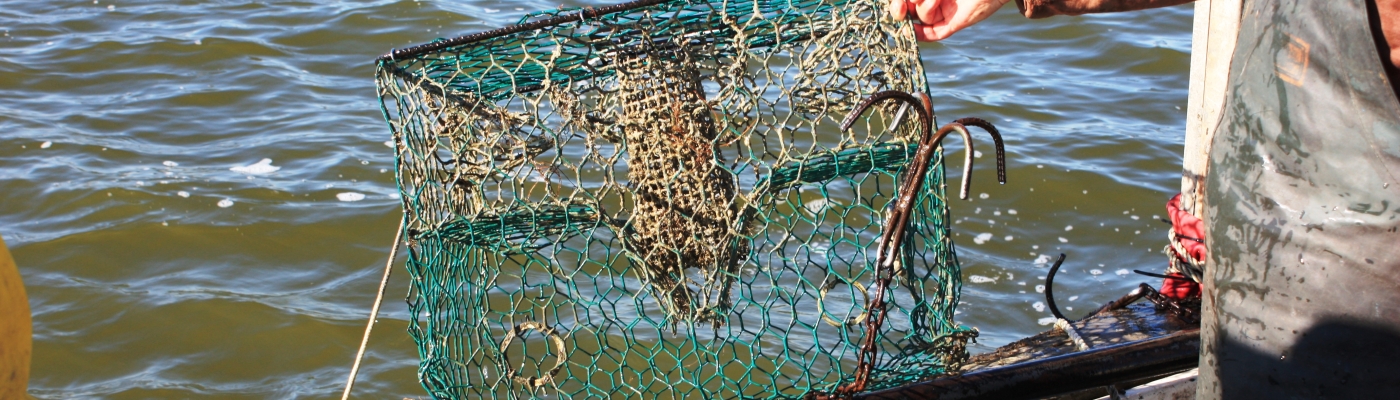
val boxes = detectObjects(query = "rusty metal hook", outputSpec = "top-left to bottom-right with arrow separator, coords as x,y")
819,91 -> 1011,399
840,92 -> 1007,201
953,117 -> 1007,185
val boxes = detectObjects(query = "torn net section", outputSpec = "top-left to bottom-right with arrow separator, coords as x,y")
374,0 -> 974,398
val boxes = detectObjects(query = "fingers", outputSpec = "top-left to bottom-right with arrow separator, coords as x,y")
914,24 -> 944,41
888,0 -> 908,20
910,0 -> 1005,41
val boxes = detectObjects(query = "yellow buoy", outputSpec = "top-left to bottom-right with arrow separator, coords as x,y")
0,234 -> 30,398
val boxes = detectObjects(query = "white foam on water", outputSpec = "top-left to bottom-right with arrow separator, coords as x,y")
1131,215 -> 1140,220
383,140 -> 393,148
803,198 -> 828,214
968,275 -> 997,284
1007,273 -> 1014,280
163,161 -> 178,167
1068,296 -> 1079,301
1064,225 -> 1073,231
217,198 -> 233,208
1115,269 -> 1130,276
1037,317 -> 1056,326
973,232 -> 993,244
1017,281 -> 1026,286
177,191 -> 189,198
40,141 -> 52,148
1089,269 -> 1104,275
1058,237 -> 1069,243
1008,209 -> 1018,215
336,192 -> 365,202
979,193 -> 989,199
973,150 -> 983,158
1004,235 -> 1014,241
1035,285 -> 1045,293
1032,301 -> 1045,312
1033,254 -> 1052,265
230,158 -> 280,175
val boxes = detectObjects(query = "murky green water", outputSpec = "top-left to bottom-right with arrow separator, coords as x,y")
0,1 -> 1190,398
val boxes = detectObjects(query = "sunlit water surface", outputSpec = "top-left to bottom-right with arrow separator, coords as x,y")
0,1 -> 1191,398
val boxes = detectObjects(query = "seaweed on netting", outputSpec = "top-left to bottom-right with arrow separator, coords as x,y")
374,1 -> 974,398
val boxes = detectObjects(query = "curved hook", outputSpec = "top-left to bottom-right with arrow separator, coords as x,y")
953,117 -> 1007,185
928,123 -> 976,200
840,91 -> 985,201
839,90 -> 932,135
1044,253 -> 1069,321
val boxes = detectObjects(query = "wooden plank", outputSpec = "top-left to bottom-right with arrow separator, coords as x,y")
1181,0 -> 1243,217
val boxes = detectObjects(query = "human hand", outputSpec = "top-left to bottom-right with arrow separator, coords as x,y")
888,0 -> 1013,41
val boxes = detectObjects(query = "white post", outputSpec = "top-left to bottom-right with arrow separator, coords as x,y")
1181,0 -> 1242,217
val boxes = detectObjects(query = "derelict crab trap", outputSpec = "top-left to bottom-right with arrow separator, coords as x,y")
374,0 -> 987,398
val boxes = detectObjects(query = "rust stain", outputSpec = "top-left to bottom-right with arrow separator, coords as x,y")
1277,33 -> 1310,87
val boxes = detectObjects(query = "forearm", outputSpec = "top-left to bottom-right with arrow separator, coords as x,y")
1015,0 -> 1195,19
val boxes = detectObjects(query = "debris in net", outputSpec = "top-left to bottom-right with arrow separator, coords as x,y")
231,158 -> 280,174
217,198 -> 234,208
337,192 -> 366,202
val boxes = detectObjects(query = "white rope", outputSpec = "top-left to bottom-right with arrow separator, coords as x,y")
340,218 -> 405,400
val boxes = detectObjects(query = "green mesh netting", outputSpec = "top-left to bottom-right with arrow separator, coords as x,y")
374,0 -> 975,398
